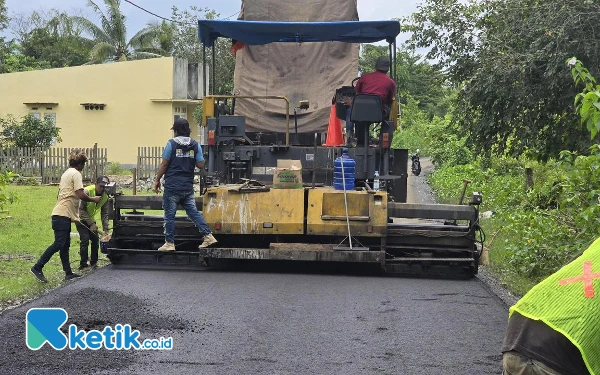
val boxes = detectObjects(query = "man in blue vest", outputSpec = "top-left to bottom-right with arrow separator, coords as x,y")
152,118 -> 217,251
76,175 -> 111,270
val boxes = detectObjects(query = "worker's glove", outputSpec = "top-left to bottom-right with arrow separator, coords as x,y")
89,223 -> 98,233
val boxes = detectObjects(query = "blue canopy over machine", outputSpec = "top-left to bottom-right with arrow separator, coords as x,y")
197,20 -> 401,46
196,20 -> 401,97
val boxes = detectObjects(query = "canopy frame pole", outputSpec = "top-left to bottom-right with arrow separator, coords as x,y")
393,40 -> 397,82
389,43 -> 393,79
211,44 -> 216,95
202,44 -> 207,97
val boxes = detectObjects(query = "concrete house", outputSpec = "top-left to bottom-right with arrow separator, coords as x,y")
0,57 -> 206,165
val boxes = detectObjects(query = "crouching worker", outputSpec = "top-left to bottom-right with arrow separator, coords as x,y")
31,150 -> 101,283
501,238 -> 600,375
76,175 -> 111,270
152,118 -> 217,251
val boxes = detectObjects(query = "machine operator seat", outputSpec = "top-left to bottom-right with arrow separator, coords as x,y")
350,94 -> 383,146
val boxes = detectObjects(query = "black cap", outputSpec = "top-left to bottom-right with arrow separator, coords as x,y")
375,56 -> 390,72
171,117 -> 190,132
96,175 -> 110,186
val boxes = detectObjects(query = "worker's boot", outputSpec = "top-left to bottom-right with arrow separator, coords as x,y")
158,242 -> 176,252
30,266 -> 48,283
64,273 -> 82,281
199,233 -> 218,248
346,130 -> 354,147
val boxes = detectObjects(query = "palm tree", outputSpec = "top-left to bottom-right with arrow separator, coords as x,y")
73,0 -> 166,63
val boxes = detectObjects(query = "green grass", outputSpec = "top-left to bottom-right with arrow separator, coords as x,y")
0,185 -> 110,310
477,217 -> 537,297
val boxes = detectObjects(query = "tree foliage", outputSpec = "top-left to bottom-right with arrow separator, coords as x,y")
0,115 -> 61,148
404,0 -> 600,160
19,11 -> 93,68
570,58 -> 600,139
171,6 -> 235,95
0,0 -> 7,32
0,42 -> 51,73
74,0 -> 166,63
0,0 -> 8,63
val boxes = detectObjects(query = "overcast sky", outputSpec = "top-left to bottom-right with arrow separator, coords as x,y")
2,0 -> 421,43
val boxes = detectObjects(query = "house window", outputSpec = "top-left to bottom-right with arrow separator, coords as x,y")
31,112 -> 41,119
174,105 -> 187,121
44,113 -> 56,124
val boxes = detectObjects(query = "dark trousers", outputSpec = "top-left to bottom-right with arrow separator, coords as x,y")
75,222 -> 98,266
503,351 -> 564,375
34,215 -> 73,274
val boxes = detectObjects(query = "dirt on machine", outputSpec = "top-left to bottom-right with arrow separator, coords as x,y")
106,0 -> 485,278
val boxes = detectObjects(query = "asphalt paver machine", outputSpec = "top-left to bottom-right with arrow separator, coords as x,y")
107,20 -> 484,278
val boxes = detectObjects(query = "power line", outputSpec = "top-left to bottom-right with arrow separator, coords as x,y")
122,0 -> 194,25
224,11 -> 240,20
123,0 -> 241,25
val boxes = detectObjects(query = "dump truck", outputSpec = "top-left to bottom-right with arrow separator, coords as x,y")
106,9 -> 484,278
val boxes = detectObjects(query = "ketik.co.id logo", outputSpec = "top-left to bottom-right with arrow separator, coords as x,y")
26,308 -> 173,350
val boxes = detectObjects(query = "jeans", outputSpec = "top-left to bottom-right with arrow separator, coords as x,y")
163,189 -> 210,243
345,106 -> 353,136
76,222 -> 98,266
34,215 -> 73,274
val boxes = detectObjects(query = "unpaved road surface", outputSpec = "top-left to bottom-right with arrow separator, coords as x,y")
0,158 -> 509,374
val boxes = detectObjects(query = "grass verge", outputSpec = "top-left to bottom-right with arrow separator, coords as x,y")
0,185 -> 110,311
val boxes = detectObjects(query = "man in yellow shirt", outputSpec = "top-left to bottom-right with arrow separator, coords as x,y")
76,175 -> 110,270
31,150 -> 101,282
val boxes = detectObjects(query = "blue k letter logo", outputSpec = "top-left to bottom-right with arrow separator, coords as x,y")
26,308 -> 68,350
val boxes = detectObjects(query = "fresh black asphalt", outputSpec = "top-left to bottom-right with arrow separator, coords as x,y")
0,157 -> 509,374
0,263 -> 508,374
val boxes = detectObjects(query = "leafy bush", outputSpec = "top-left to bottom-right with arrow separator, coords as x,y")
424,59 -> 600,295
502,209 -> 582,279
0,172 -> 18,211
0,114 -> 61,148
106,162 -> 130,176
10,176 -> 40,186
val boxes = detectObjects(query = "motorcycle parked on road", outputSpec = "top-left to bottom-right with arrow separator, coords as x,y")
411,149 -> 421,176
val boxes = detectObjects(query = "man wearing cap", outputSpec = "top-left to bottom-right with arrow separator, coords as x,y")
344,56 -> 396,144
31,150 -> 101,283
76,175 -> 111,270
152,118 -> 217,251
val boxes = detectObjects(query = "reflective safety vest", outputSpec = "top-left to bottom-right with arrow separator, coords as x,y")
510,237 -> 600,375
84,185 -> 109,220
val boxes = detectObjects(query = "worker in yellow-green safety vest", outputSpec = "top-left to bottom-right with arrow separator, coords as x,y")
75,175 -> 111,270
502,237 -> 600,375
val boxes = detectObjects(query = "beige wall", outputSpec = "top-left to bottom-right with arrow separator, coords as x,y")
0,57 -> 180,165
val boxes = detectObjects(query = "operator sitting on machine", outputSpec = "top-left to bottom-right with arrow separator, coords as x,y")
344,56 -> 396,146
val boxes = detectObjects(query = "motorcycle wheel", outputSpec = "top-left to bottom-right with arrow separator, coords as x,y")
412,162 -> 421,176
